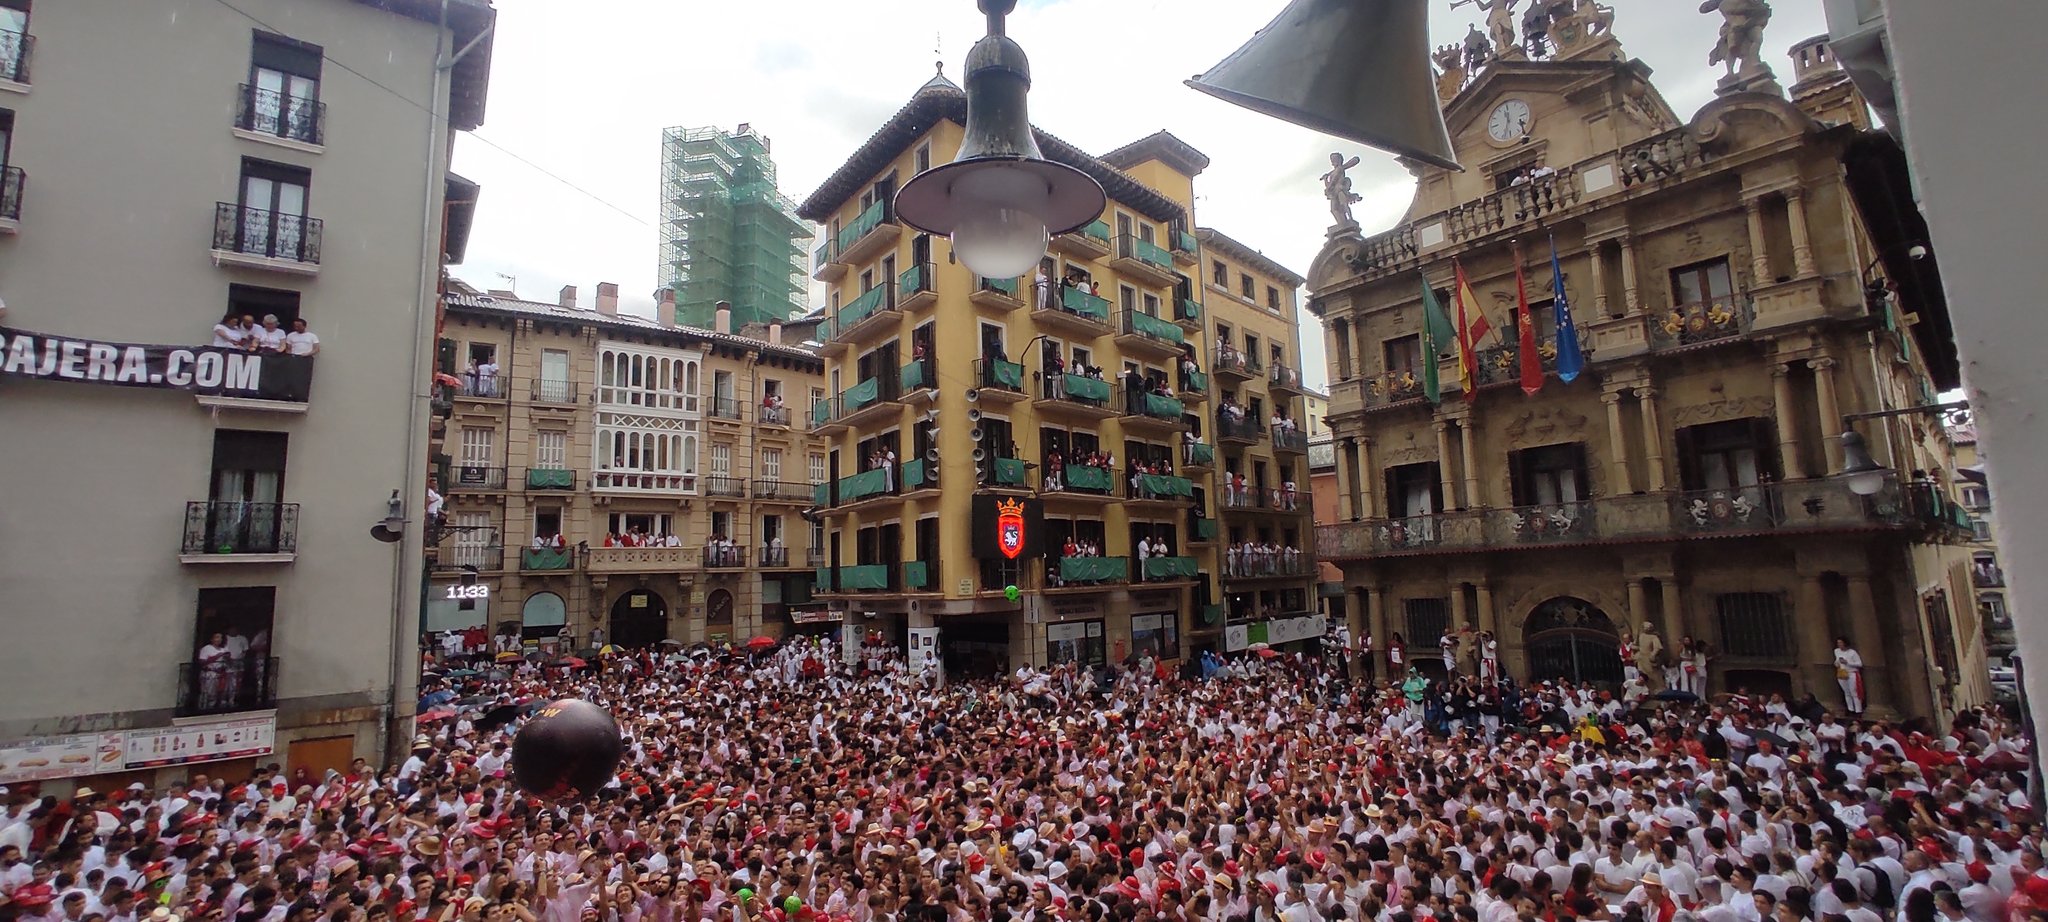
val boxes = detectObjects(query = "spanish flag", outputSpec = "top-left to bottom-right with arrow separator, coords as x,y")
1452,259 -> 1485,400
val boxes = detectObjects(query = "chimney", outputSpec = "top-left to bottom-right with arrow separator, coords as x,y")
657,288 -> 677,329
558,285 -> 578,309
714,300 -> 732,335
767,320 -> 783,345
595,282 -> 619,316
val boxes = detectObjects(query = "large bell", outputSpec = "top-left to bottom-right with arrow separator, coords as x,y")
1188,0 -> 1461,171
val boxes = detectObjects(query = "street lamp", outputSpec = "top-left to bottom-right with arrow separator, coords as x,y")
894,0 -> 1105,279
1837,431 -> 1889,496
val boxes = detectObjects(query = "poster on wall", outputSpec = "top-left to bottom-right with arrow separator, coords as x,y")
1129,613 -> 1179,660
0,328 -> 315,401
0,733 -> 125,784
1267,615 -> 1325,645
122,714 -> 275,770
1223,623 -> 1250,653
1047,620 -> 1106,666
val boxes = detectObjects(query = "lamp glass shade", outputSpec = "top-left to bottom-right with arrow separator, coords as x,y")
1836,430 -> 1887,495
1846,470 -> 1888,496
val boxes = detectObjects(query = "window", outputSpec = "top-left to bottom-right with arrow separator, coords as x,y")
1240,272 -> 1254,299
762,447 -> 783,481
1383,335 -> 1421,373
0,108 -> 10,169
533,507 -> 562,539
710,511 -> 731,540
1972,519 -> 1992,541
1245,334 -> 1261,362
1981,592 -> 2010,628
1509,442 -> 1589,506
710,442 -> 731,475
206,430 -> 290,554
1212,260 -> 1228,288
187,587 -> 278,716
538,349 -> 571,402
1403,598 -> 1449,649
233,158 -> 312,260
0,4 -> 26,83
535,431 -> 566,470
457,427 -> 495,485
1961,484 -> 1990,511
1677,419 -> 1776,492
607,512 -> 672,539
1120,285 -> 1137,314
1671,257 -> 1734,306
1266,285 -> 1281,311
1142,292 -> 1161,317
1387,462 -> 1441,519
246,32 -> 323,143
1216,324 -> 1232,350
1716,592 -> 1790,657
451,511 -> 495,568
228,284 -> 301,328
914,143 -> 931,175
808,452 -> 827,485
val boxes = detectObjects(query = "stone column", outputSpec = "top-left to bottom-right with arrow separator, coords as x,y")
1367,586 -> 1389,643
1626,578 -> 1648,631
1590,240 -> 1613,318
1459,420 -> 1482,508
1335,437 -> 1356,522
1357,439 -> 1377,519
1603,390 -> 1635,494
1746,197 -> 1772,283
1619,236 -> 1641,314
1450,581 -> 1470,632
1771,363 -> 1808,479
1812,357 -> 1844,477
1658,576 -> 1685,647
1795,574 -> 1835,700
1435,421 -> 1459,509
1635,386 -> 1668,491
1845,574 -> 1894,713
1476,582 -> 1497,635
1786,189 -> 1818,278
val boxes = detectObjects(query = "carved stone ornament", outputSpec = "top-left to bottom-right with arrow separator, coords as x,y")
1668,395 -> 1773,427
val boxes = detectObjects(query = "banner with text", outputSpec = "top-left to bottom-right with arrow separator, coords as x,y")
0,328 -> 314,402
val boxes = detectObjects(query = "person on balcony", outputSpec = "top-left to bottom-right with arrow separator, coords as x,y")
211,312 -> 250,350
196,632 -> 233,711
1044,451 -> 1063,492
250,314 -> 289,353
285,317 -> 320,356
477,355 -> 499,397
1283,478 -> 1299,510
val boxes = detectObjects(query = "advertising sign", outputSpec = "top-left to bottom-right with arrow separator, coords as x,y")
122,715 -> 275,769
0,328 -> 314,402
0,733 -> 124,784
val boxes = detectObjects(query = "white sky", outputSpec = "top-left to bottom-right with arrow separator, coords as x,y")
449,0 -> 1830,391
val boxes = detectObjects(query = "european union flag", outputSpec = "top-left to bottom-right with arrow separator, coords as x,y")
1550,235 -> 1584,383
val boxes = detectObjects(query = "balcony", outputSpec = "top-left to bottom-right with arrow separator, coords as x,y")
1042,463 -> 1120,505
753,479 -> 813,503
813,240 -> 845,282
709,397 -> 746,424
1050,555 -> 1129,589
1119,386 -> 1187,434
233,84 -> 326,150
759,546 -> 803,568
1272,427 -> 1309,456
1183,442 -> 1217,471
705,475 -> 746,499
823,564 -> 893,593
833,198 -> 899,268
0,166 -> 20,233
1189,516 -> 1220,544
1650,297 -> 1754,352
831,284 -> 899,345
702,546 -> 748,569
975,358 -> 1030,403
1128,472 -> 1195,506
903,560 -> 934,591
1220,484 -> 1309,516
526,467 -> 576,490
834,467 -> 894,507
900,357 -> 933,396
180,501 -> 299,564
1034,285 -> 1113,338
971,276 -> 1026,312
1111,234 -> 1179,288
1177,368 -> 1210,403
1223,550 -> 1313,581
1141,555 -> 1200,583
986,456 -> 1030,489
1171,229 -> 1200,266
531,380 -> 583,406
897,262 -> 938,312
1052,219 -> 1113,261
1620,127 -> 1710,190
1216,413 -> 1264,446
1035,372 -> 1118,420
900,457 -> 937,495
1975,566 -> 2006,589
1317,477 -> 1918,561
1213,345 -> 1261,383
212,203 -> 322,274
1116,309 -> 1187,359
176,657 -> 278,718
450,465 -> 507,491
1175,296 -> 1203,332
757,401 -> 798,429
833,377 -> 900,430
586,545 -> 690,573
521,546 -> 574,571
436,544 -> 504,572
1361,368 -> 1428,409
1269,363 -> 1306,397
0,27 -> 32,88
591,468 -> 693,494
1347,168 -> 1584,278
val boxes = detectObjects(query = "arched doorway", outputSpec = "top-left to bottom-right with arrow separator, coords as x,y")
609,589 -> 668,649
706,589 -> 735,641
522,592 -> 566,643
1523,597 -> 1623,685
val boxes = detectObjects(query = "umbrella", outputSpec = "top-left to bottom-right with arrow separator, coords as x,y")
744,636 -> 777,650
554,656 -> 588,668
419,689 -> 456,708
476,703 -> 523,733
418,708 -> 457,722
1747,728 -> 1792,750
444,669 -> 481,678
659,639 -> 684,648
494,651 -> 523,663
599,644 -> 620,655
433,372 -> 465,388
1653,689 -> 1700,703
1247,642 -> 1271,652
1256,648 -> 1280,659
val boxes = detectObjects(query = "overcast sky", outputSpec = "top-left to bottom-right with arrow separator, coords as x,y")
449,0 -> 1830,391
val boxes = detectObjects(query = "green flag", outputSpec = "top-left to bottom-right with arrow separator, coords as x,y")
1419,274 -> 1454,404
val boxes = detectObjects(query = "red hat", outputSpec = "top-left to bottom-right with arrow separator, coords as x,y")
13,884 -> 55,908
1968,862 -> 1992,884
1917,836 -> 1946,859
1128,847 -> 1146,864
967,853 -> 986,871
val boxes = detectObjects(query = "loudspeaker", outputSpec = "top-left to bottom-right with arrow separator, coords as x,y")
968,408 -> 984,423
1186,0 -> 1460,171
966,388 -> 981,403
973,447 -> 987,462
926,447 -> 941,464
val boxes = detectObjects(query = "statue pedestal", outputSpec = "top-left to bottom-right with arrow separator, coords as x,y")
1326,220 -> 1362,240
1716,67 -> 1783,98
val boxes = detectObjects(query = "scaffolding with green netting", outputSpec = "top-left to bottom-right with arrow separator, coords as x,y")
658,125 -> 809,330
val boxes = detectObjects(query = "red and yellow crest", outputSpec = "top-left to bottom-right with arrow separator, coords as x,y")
996,498 -> 1026,559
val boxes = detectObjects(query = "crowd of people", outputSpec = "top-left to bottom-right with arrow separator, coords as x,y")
1225,541 -> 1307,578
1221,473 -> 1300,512
209,313 -> 321,356
2,633 -> 2036,922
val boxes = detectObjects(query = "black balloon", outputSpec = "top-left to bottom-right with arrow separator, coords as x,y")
511,699 -> 622,797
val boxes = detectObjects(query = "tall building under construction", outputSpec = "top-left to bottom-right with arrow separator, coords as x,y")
658,124 -> 808,329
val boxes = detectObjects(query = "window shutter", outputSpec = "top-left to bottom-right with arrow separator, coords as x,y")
1426,462 -> 1445,514
1674,426 -> 1701,492
1506,449 -> 1527,507
1570,443 -> 1593,500
1749,416 -> 1784,481
1384,467 -> 1401,517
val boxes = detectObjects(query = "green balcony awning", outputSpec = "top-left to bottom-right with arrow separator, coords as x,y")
1059,556 -> 1129,583
1129,311 -> 1185,344
1135,238 -> 1172,268
841,284 -> 888,326
840,564 -> 890,590
1144,556 -> 1199,579
841,377 -> 880,412
901,458 -> 928,490
1063,374 -> 1110,401
1182,370 -> 1209,392
1174,229 -> 1199,253
1178,298 -> 1202,322
839,467 -> 890,501
522,547 -> 571,570
1187,443 -> 1215,465
990,359 -> 1025,389
526,468 -> 573,489
1194,517 -> 1218,540
1143,393 -> 1185,418
1061,286 -> 1111,321
993,457 -> 1027,486
903,560 -> 930,589
1200,603 -> 1224,625
1084,220 -> 1111,242
813,482 -> 829,506
1065,464 -> 1113,492
1137,473 -> 1194,498
811,400 -> 833,427
897,262 -> 927,295
981,276 -> 1018,296
836,199 -> 886,252
900,360 -> 928,390
814,567 -> 832,589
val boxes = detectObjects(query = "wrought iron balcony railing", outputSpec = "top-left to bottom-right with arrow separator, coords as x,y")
235,84 -> 326,145
531,379 -> 581,404
177,657 -> 278,718
450,465 -> 507,490
0,166 -> 20,222
709,397 -> 744,421
705,475 -> 746,498
0,28 -> 31,84
182,501 -> 299,556
1650,296 -> 1753,350
702,545 -> 747,568
213,202 -> 322,264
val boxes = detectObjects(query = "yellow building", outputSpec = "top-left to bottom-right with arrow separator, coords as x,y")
428,282 -> 828,649
1950,428 -> 2012,661
795,77 -> 1316,675
1309,25 -> 1982,718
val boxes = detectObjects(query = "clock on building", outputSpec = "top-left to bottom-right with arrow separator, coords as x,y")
1487,99 -> 1533,142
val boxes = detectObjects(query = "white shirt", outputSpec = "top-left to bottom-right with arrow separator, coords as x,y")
212,324 -> 248,348
252,326 -> 289,351
285,331 -> 320,355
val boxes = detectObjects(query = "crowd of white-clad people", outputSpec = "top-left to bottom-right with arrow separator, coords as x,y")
0,633 -> 2036,922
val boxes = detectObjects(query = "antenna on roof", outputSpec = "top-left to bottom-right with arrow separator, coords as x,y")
494,272 -> 517,293
935,32 -> 944,76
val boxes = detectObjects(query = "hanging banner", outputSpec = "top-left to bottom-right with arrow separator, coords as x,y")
121,714 -> 275,769
0,328 -> 314,402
